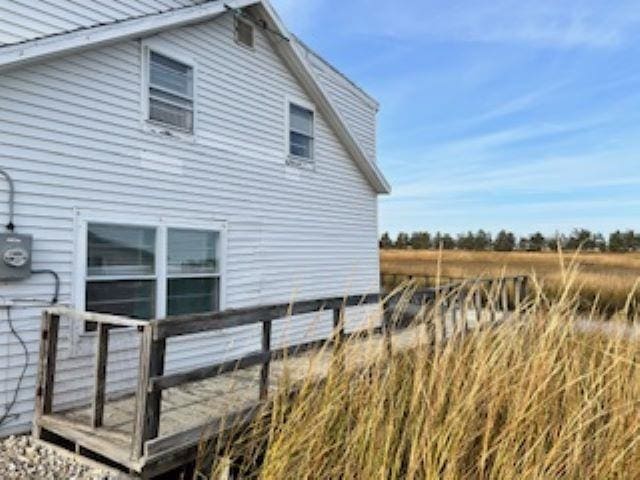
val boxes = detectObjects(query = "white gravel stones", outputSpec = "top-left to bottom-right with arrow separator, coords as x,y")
0,435 -> 122,479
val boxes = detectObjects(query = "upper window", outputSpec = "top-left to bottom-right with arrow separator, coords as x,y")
85,223 -> 221,324
289,103 -> 314,161
235,16 -> 254,49
147,51 -> 194,132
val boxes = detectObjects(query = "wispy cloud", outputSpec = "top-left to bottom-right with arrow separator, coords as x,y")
471,83 -> 567,123
342,0 -> 640,48
389,148 -> 640,211
387,114 -> 612,172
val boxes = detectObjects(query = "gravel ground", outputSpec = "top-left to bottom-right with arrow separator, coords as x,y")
0,435 -> 125,479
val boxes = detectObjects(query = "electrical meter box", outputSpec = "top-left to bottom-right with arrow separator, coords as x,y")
0,233 -> 32,281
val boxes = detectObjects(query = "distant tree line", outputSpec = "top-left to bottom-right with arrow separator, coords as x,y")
379,229 -> 640,252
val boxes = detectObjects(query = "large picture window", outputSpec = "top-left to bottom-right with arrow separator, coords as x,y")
83,222 -> 222,325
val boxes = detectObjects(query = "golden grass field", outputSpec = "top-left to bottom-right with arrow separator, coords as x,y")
199,271 -> 640,479
381,249 -> 640,313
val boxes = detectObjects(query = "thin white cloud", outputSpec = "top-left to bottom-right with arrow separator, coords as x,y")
386,114 -> 611,173
391,149 -> 640,200
342,0 -> 640,48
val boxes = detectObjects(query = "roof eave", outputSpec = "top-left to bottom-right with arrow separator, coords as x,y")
0,0 -> 258,73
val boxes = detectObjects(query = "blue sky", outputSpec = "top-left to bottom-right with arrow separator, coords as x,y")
271,0 -> 640,237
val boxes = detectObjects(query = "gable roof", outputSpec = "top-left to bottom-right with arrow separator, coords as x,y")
0,0 -> 390,194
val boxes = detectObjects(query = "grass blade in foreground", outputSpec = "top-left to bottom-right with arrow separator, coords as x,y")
200,270 -> 640,479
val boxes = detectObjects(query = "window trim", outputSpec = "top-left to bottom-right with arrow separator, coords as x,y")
71,210 -> 226,357
285,96 -> 316,167
234,15 -> 255,50
140,39 -> 198,139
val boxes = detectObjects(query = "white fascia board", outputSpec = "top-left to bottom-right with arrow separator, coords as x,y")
258,1 -> 391,194
0,0 -> 259,72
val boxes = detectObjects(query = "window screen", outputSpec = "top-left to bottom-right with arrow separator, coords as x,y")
289,104 -> 314,160
148,51 -> 194,132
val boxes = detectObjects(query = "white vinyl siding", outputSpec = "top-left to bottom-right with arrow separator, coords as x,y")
0,12 -> 380,435
295,40 -> 379,164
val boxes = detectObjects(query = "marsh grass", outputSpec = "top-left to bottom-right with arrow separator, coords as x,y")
198,266 -> 640,479
381,249 -> 640,315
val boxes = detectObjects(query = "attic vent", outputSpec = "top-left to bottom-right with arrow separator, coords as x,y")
235,16 -> 254,49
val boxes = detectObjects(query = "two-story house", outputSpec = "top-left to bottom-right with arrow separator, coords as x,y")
0,0 -> 390,437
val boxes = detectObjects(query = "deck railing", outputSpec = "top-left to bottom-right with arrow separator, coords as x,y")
34,277 -> 530,464
35,293 -> 382,461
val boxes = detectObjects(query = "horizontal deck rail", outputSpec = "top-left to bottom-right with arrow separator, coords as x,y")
152,293 -> 382,340
45,306 -> 149,328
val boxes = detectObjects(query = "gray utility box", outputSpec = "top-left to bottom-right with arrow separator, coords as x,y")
0,233 -> 32,281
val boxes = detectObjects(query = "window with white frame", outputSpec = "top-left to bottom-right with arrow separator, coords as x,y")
147,50 -> 194,132
167,229 -> 220,316
86,224 -> 157,320
288,103 -> 314,161
84,223 -> 221,326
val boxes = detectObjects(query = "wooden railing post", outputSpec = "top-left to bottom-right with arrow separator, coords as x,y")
451,288 -> 458,333
332,306 -> 346,348
474,287 -> 482,325
91,323 -> 109,428
501,279 -> 509,313
33,311 -> 60,437
459,288 -> 468,334
521,276 -> 529,303
259,320 -> 272,400
489,280 -> 497,323
132,325 -> 165,460
514,277 -> 522,314
382,310 -> 392,356
439,286 -> 448,343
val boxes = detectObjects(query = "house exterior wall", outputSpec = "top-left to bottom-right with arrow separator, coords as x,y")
0,12 -> 381,435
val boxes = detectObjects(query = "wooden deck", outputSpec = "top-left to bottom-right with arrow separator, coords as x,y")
32,277 -> 528,478
36,326 -> 418,476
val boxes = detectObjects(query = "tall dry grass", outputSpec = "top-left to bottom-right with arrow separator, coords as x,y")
381,249 -> 640,314
197,268 -> 640,479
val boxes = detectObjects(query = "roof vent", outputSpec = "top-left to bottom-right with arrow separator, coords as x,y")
235,16 -> 254,49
